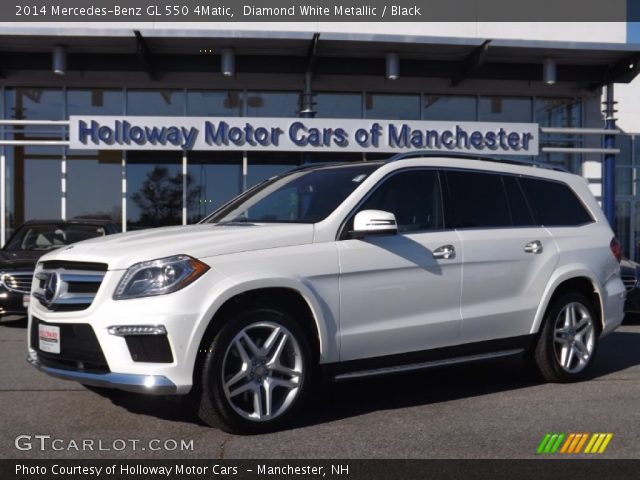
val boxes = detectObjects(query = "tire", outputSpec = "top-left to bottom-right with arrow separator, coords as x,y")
193,306 -> 312,434
532,292 -> 599,382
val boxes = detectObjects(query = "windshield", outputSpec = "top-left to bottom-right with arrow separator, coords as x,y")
4,224 -> 107,251
206,164 -> 380,224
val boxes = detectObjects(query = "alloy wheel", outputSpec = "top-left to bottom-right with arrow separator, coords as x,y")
553,301 -> 596,374
221,321 -> 303,422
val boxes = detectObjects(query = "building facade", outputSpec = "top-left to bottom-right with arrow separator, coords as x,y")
0,23 -> 638,255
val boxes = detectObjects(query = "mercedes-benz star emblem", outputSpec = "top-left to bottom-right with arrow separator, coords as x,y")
44,273 -> 60,303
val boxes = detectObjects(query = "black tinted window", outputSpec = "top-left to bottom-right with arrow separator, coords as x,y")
519,177 -> 593,226
503,175 -> 536,227
208,164 -> 379,224
360,170 -> 443,232
446,171 -> 511,228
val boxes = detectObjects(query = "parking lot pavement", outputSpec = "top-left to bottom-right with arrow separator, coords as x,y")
1,315 -> 640,459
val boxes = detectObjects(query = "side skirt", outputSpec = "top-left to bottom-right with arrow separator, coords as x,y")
323,335 -> 535,382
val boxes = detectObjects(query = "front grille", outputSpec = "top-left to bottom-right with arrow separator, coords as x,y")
40,261 -> 108,272
622,274 -> 637,292
1,271 -> 33,294
31,317 -> 110,373
33,261 -> 107,312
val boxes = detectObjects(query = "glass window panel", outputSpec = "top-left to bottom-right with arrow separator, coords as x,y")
5,146 -> 62,238
5,88 -> 63,120
423,95 -> 476,121
187,152 -> 242,223
615,134 -> 633,166
519,177 -> 593,226
535,98 -> 582,128
617,166 -> 633,196
633,201 -> 640,260
503,175 -> 535,227
615,201 -> 631,259
537,98 -> 583,171
304,152 -> 366,163
246,92 -> 300,117
67,89 -> 124,116
67,150 -> 122,228
5,88 -> 64,139
187,91 -> 243,117
360,170 -> 443,232
365,93 -> 420,120
479,96 -> 532,122
247,152 -> 301,188
538,152 -> 582,174
315,93 -> 362,118
127,90 -> 185,116
126,152 -> 182,230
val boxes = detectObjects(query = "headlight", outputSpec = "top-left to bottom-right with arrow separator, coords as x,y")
114,255 -> 209,300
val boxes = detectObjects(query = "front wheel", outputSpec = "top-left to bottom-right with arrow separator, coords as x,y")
532,292 -> 599,382
194,307 -> 312,434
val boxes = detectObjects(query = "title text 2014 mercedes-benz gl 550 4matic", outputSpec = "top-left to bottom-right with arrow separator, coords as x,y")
27,155 -> 625,434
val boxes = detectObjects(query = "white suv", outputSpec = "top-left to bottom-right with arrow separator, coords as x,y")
28,155 -> 625,433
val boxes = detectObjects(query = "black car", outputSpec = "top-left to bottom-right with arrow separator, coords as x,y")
621,257 -> 640,321
0,218 -> 118,317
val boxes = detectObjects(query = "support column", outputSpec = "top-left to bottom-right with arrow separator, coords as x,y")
301,71 -> 316,164
602,83 -> 617,227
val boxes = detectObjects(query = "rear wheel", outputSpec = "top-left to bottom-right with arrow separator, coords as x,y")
533,292 -> 599,382
194,307 -> 312,434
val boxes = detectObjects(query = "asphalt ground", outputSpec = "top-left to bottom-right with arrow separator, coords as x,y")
1,315 -> 639,459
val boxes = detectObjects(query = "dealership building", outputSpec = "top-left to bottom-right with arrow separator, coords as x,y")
0,22 -> 640,256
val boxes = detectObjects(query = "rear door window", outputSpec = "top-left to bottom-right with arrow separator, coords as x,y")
445,170 -> 511,229
503,175 -> 536,227
518,177 -> 593,226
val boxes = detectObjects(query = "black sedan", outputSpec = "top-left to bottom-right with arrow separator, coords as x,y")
0,218 -> 118,317
621,257 -> 640,321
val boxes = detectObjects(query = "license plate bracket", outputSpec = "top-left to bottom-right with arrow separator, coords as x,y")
38,324 -> 60,354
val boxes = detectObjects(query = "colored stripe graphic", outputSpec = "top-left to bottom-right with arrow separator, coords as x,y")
575,433 -> 589,453
538,433 -> 613,454
560,434 -> 575,453
568,434 -> 583,453
537,433 -> 565,454
585,433 -> 614,454
537,433 -> 552,454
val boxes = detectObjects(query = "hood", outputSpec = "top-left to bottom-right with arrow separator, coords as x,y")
620,258 -> 639,275
38,223 -> 315,270
0,249 -> 46,271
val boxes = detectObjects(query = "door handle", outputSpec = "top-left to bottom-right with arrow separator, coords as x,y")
433,244 -> 456,260
524,240 -> 543,254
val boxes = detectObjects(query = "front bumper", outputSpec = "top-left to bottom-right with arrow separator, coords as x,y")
27,352 -> 177,394
0,287 -> 27,315
27,265 -> 229,395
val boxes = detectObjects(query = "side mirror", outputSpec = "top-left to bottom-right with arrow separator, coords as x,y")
350,210 -> 398,238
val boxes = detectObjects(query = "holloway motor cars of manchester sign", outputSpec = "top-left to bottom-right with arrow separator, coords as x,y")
69,116 -> 539,156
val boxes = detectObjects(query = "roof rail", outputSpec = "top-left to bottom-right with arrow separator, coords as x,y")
386,150 -> 568,172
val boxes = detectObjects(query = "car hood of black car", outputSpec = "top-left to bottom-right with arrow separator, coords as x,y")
0,250 -> 47,270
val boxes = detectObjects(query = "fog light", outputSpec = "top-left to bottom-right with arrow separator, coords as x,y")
107,325 -> 167,336
144,376 -> 156,388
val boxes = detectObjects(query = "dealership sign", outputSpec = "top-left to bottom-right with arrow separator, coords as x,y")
69,116 -> 539,156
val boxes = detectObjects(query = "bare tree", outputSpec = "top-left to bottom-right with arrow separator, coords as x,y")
131,166 -> 201,228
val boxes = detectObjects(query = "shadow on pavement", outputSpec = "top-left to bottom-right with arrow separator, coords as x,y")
85,330 -> 640,432
86,386 -> 205,426
0,315 -> 27,328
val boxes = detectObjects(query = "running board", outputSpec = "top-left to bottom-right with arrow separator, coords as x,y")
333,348 -> 524,381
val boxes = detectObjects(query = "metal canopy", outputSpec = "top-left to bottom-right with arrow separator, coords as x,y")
0,32 -> 638,85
